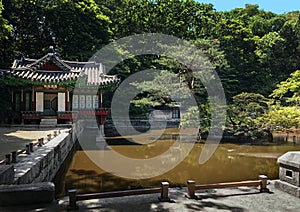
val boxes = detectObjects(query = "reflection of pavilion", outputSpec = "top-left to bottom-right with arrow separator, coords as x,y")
6,46 -> 119,125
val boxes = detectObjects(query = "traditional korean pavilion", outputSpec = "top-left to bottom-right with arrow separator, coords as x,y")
6,46 -> 119,125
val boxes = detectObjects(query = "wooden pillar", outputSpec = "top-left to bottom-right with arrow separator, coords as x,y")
65,91 -> 69,111
159,182 -> 170,202
32,88 -> 35,111
11,89 -> 14,104
187,180 -> 196,199
21,88 -> 24,111
259,175 -> 269,192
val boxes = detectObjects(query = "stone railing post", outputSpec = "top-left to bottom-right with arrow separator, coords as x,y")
11,151 -> 17,163
29,142 -> 34,152
68,189 -> 78,209
25,144 -> 30,154
5,154 -> 11,165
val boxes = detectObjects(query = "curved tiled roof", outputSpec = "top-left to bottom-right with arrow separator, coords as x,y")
9,51 -> 119,85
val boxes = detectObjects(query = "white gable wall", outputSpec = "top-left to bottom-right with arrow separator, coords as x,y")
58,92 -> 65,112
36,92 -> 44,112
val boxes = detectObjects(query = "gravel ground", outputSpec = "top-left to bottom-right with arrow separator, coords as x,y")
1,181 -> 299,211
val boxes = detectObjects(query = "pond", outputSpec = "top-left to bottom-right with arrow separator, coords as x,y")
57,128 -> 300,197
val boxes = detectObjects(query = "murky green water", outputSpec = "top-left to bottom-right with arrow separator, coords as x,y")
58,128 -> 300,196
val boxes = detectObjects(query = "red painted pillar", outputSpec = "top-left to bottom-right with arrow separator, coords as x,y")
65,91 -> 69,111
32,88 -> 35,111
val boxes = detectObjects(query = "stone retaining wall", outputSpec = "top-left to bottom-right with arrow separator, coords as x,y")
104,120 -> 180,136
0,182 -> 55,206
0,165 -> 14,185
13,129 -> 75,184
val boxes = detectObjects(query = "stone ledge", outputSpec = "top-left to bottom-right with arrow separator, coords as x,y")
274,180 -> 300,198
13,129 -> 73,184
0,182 -> 55,206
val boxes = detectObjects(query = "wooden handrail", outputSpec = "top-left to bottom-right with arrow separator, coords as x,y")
195,180 -> 261,190
187,175 -> 269,199
68,182 -> 170,209
77,188 -> 161,201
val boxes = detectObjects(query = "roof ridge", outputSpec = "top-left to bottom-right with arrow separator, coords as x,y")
27,53 -> 73,72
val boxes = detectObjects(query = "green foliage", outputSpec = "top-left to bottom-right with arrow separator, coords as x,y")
227,92 -> 272,140
0,1 -> 300,141
180,104 -> 211,133
260,105 -> 300,130
131,70 -> 186,107
271,70 -> 300,105
1,1 -> 299,99
0,0 -> 13,67
2,0 -> 112,64
260,67 -> 300,132
108,0 -> 217,40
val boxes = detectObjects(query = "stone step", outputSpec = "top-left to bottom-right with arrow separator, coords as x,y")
40,119 -> 57,126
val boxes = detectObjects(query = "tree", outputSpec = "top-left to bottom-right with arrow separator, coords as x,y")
0,0 -> 13,67
260,105 -> 300,131
2,0 -> 112,61
2,0 -> 52,59
227,92 -> 272,140
107,0 -> 217,40
45,0 -> 112,60
270,70 -> 300,105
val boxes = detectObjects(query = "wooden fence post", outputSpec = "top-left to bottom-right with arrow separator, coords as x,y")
259,175 -> 269,192
68,189 -> 78,209
187,180 -> 196,199
159,182 -> 170,202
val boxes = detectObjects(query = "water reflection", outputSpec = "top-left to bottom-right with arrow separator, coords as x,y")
60,128 -> 300,196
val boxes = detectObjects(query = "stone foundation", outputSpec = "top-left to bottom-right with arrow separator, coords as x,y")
274,180 -> 300,198
104,120 -> 180,136
0,165 -> 14,184
276,151 -> 300,198
0,182 -> 54,206
13,129 -> 75,184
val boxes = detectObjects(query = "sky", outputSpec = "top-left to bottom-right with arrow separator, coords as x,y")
198,0 -> 300,14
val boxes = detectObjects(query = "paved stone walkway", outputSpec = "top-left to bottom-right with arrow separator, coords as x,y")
0,127 -> 58,160
1,181 -> 299,211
